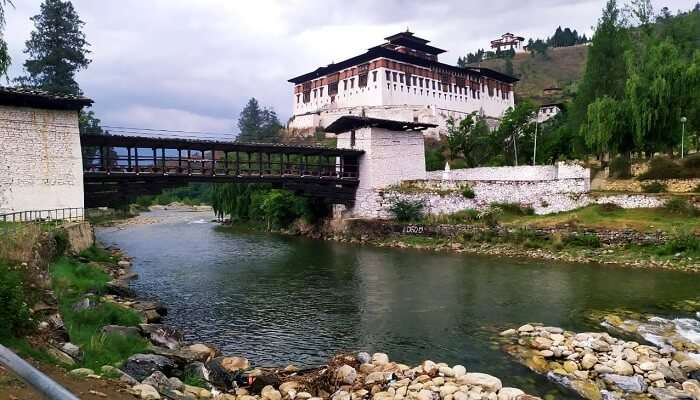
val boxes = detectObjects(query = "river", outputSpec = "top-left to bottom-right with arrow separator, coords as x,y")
96,209 -> 700,399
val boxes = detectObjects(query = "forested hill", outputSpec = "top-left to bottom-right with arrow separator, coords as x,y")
470,45 -> 588,104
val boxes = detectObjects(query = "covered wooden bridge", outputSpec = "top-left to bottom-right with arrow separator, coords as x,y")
81,134 -> 364,208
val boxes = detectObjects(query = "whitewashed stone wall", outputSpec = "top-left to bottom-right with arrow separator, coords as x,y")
0,105 -> 84,214
352,183 -> 666,219
427,162 -> 589,183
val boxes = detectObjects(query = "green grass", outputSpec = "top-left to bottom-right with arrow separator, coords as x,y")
50,257 -> 148,370
51,257 -> 110,297
502,204 -> 700,233
79,246 -> 118,264
182,370 -> 209,388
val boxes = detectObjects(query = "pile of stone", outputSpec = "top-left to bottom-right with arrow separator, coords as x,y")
500,323 -> 700,399
109,351 -> 541,400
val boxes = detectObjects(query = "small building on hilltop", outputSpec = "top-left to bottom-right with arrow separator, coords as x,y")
491,33 -> 526,53
288,31 -> 518,138
0,87 -> 93,215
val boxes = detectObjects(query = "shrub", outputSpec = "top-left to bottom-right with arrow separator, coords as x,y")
258,189 -> 308,228
492,202 -> 535,216
423,209 -> 478,224
389,199 -> 425,222
0,262 -> 34,339
564,233 -> 602,248
425,147 -> 446,172
477,206 -> 503,226
134,195 -> 154,208
641,182 -> 667,193
597,203 -> 623,213
664,198 -> 697,216
681,153 -> 700,170
461,186 -> 476,199
449,158 -> 467,169
656,232 -> 700,257
53,230 -> 69,257
609,156 -> 632,179
638,157 -> 684,180
694,184 -> 700,193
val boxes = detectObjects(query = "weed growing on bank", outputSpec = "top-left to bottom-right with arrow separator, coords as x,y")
0,261 -> 34,340
51,256 -> 149,370
79,245 -> 117,263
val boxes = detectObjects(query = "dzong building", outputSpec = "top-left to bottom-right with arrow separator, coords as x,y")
287,31 -> 518,137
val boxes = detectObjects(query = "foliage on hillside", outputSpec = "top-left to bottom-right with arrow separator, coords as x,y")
472,45 -> 588,104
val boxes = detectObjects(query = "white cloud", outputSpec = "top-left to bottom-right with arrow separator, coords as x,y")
3,0 -> 698,134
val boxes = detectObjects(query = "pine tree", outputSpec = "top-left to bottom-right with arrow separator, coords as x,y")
570,0 -> 629,136
237,98 -> 281,143
17,0 -> 91,95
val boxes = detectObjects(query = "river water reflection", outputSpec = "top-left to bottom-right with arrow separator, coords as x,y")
97,210 -> 700,398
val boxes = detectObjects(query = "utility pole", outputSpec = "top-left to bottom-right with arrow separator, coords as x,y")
533,112 -> 539,166
681,116 -> 687,159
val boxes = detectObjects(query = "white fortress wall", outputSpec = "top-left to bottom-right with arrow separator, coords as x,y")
0,105 -> 85,214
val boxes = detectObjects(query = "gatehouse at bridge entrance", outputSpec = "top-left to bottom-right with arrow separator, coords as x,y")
0,88 -> 92,214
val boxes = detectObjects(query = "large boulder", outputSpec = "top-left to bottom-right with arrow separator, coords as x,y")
648,387 -> 694,400
458,373 -> 502,392
602,374 -> 646,394
139,324 -> 183,349
206,356 -> 251,390
121,354 -> 177,382
102,325 -> 141,338
106,279 -> 136,297
150,346 -> 207,365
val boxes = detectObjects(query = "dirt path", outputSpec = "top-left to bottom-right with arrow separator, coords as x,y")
0,362 -> 136,400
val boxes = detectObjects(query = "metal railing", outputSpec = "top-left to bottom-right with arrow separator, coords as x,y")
0,208 -> 85,238
0,344 -> 79,399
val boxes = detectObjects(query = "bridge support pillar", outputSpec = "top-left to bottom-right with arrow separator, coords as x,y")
326,116 -> 436,219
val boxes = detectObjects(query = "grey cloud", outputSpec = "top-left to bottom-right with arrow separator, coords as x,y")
4,0 -> 697,135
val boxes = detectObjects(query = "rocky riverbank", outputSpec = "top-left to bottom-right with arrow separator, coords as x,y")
499,322 -> 700,399
314,219 -> 700,272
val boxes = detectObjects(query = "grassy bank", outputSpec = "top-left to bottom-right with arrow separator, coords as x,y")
372,202 -> 700,270
0,245 -> 149,372
501,203 -> 700,233
51,250 -> 149,370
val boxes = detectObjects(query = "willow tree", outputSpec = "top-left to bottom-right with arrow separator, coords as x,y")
625,41 -> 700,155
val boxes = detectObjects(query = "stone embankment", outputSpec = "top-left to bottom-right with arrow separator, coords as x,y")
500,323 -> 700,399
54,247 -> 541,400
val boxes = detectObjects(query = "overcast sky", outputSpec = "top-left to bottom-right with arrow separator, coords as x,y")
4,0 -> 698,136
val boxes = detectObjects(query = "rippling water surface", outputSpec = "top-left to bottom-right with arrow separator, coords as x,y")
97,210 -> 700,398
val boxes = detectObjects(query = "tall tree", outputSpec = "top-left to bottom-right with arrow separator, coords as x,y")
570,0 -> 629,136
0,1 -> 13,78
17,0 -> 91,95
236,98 -> 282,143
496,101 -> 538,166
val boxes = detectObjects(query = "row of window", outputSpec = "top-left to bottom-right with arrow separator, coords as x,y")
296,68 -> 511,104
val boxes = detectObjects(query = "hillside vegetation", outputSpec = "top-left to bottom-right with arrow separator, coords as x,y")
472,45 -> 588,104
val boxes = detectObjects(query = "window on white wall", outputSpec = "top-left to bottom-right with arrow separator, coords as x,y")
386,71 -> 391,81
392,72 -> 397,82
399,74 -> 404,84
372,71 -> 378,82
343,80 -> 348,90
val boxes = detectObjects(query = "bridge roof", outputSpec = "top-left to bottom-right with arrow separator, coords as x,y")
0,86 -> 93,110
80,134 -> 365,156
325,116 -> 438,134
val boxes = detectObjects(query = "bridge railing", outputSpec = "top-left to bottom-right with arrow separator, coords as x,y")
83,151 -> 359,179
0,344 -> 80,399
0,208 -> 84,238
